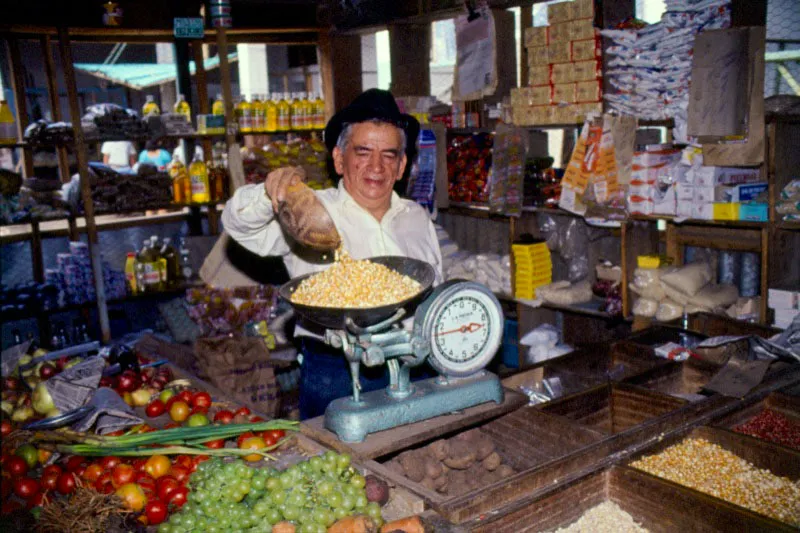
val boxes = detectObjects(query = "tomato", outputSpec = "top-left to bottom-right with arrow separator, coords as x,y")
213,410 -> 234,424
168,401 -> 190,423
99,456 -> 121,470
42,464 -> 62,478
13,477 -> 39,500
239,436 -> 266,462
106,429 -> 125,437
116,483 -> 147,512
163,422 -> 181,430
167,486 -> 188,508
144,455 -> 171,480
40,472 -> 59,491
190,404 -> 209,415
235,406 -> 251,417
261,434 -> 278,447
135,472 -> 156,496
0,420 -> 13,438
132,458 -> 148,472
65,455 -> 88,472
145,498 -> 168,525
173,456 -> 193,471
192,455 -> 209,470
38,449 -> 52,465
249,415 -> 265,423
264,429 -> 286,441
56,472 -> 76,495
156,476 -> 179,502
204,438 -> 225,449
112,464 -> 136,488
5,456 -> 28,477
185,413 -> 209,427
26,490 -> 47,510
170,465 -> 190,484
236,431 -> 255,448
191,392 -> 211,410
145,399 -> 166,418
177,390 -> 193,405
94,472 -> 114,494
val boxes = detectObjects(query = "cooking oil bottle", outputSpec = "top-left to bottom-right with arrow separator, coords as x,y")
265,93 -> 278,133
277,93 -> 291,132
212,93 -> 225,116
160,237 -> 180,288
290,93 -> 303,130
313,92 -> 326,129
0,100 -> 16,144
188,146 -> 211,203
252,94 -> 266,132
301,92 -> 314,130
142,95 -> 160,116
124,252 -> 137,294
174,93 -> 192,123
137,238 -> 164,293
236,96 -> 253,133
168,153 -> 190,204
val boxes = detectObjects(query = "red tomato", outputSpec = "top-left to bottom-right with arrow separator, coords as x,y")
13,477 -> 39,500
5,456 -> 28,477
163,422 -> 181,430
190,404 -> 209,415
56,472 -> 76,495
0,420 -> 12,438
236,431 -> 255,448
26,490 -> 47,510
235,406 -> 251,417
170,465 -> 190,484
249,415 -> 265,423
94,472 -> 114,493
177,390 -> 193,405
261,434 -> 278,447
213,410 -> 234,424
115,482 -> 147,512
145,399 -> 166,418
99,456 -> 121,470
43,464 -> 63,478
173,456 -> 193,471
64,455 -> 87,473
156,476 -> 179,502
135,472 -> 156,496
40,472 -> 59,491
82,463 -> 104,483
265,429 -> 286,441
145,498 -> 168,525
204,439 -> 225,449
168,486 -> 188,508
112,464 -> 136,488
191,392 -> 211,410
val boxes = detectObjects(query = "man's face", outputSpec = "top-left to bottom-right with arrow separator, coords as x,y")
332,121 -> 407,219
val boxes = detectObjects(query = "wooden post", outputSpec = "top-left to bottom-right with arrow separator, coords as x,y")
216,27 -> 246,196
388,23 -> 430,96
317,30 -> 361,114
317,29 -> 336,120
57,27 -> 111,343
6,38 -> 34,178
519,6 -> 532,88
760,227 -> 769,324
192,40 -> 219,235
29,221 -> 44,283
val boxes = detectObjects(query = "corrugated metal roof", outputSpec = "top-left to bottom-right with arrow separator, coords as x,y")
74,53 -> 238,90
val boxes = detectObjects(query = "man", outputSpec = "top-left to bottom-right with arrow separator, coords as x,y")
101,140 -> 137,170
222,89 -> 443,419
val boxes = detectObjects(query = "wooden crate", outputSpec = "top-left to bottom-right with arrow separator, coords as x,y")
465,465 -> 796,532
710,391 -> 800,440
537,383 -> 687,435
546,341 -> 670,383
623,357 -> 721,399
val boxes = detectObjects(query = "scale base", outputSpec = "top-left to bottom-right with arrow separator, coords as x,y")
324,372 -> 504,443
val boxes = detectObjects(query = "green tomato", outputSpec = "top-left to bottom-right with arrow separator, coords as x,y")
185,413 -> 210,427
15,444 -> 39,469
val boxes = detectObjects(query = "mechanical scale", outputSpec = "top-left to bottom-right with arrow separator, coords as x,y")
280,256 -> 505,442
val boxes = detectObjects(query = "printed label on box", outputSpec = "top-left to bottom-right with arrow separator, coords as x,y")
530,86 -> 552,106
573,0 -> 595,19
551,62 -> 573,83
569,18 -> 597,41
572,60 -> 601,82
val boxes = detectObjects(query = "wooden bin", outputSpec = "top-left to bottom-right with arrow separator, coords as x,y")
624,425 -> 800,529
465,465 -> 794,532
546,341 -> 671,383
623,358 -> 721,399
710,391 -> 800,444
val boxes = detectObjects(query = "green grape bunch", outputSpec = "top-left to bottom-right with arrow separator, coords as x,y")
157,451 -> 384,533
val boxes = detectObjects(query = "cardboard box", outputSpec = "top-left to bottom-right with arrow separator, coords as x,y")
693,185 -> 716,204
652,183 -> 676,215
571,38 -> 601,61
676,183 -> 695,202
768,287 -> 800,310
528,65 -> 551,86
692,202 -> 714,220
528,46 -> 550,66
774,308 -> 800,328
551,62 -> 573,83
573,0 -> 595,19
548,1 -> 574,23
548,21 -> 571,42
628,195 -> 654,215
552,83 -> 576,104
713,202 -> 740,220
569,18 -> 597,41
738,202 -> 768,221
576,80 -> 601,102
716,182 -> 768,203
572,60 -> 601,81
692,166 -> 761,187
677,200 -> 694,218
575,102 -> 602,119
524,26 -> 548,47
548,41 -> 572,63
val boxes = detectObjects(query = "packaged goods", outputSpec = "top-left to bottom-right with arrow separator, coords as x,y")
524,26 -> 548,47
548,41 -> 572,63
552,83 -> 576,104
528,46 -> 550,66
548,21 -> 571,42
547,1 -> 574,23
173,93 -> 191,123
142,94 -> 160,117
632,297 -> 658,317
655,299 -> 683,322
447,132 -> 493,203
528,65 -> 551,86
569,18 -> 597,41
571,38 -> 601,61
572,60 -> 602,81
188,147 -> 211,203
688,283 -> 739,311
660,262 -> 712,297
576,80 -> 602,102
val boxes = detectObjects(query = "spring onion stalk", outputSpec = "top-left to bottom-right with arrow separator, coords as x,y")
54,444 -> 278,460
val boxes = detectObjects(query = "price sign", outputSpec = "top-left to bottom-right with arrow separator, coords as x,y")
174,18 -> 204,39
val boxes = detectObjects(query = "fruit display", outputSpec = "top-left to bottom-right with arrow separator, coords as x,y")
447,132 -> 493,204
241,138 -> 332,190
185,285 -> 278,336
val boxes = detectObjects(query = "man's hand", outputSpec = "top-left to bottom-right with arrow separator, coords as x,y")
264,166 -> 306,213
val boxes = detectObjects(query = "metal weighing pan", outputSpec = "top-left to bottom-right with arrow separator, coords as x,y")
278,256 -> 436,329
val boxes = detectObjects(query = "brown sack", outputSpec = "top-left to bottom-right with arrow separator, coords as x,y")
194,336 -> 280,417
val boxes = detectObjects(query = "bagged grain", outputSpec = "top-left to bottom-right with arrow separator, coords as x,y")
689,283 -> 739,310
660,262 -> 712,297
655,299 -> 684,322
632,297 -> 659,317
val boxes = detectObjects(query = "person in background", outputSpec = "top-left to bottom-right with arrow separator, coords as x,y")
222,89 -> 442,419
101,140 -> 137,170
138,139 -> 172,171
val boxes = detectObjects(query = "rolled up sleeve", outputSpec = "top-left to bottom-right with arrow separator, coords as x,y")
221,183 -> 291,257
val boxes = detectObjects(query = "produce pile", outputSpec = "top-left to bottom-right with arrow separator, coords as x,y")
242,139 -> 332,190
447,133 -> 493,204
23,120 -> 75,146
385,427 -> 516,497
81,162 -> 173,214
81,103 -> 148,141
732,409 -> 800,450
0,169 -> 72,225
185,285 -> 278,336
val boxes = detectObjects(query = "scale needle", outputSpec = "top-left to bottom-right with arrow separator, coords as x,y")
435,322 -> 484,336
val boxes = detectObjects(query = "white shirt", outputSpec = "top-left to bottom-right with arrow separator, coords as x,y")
100,141 -> 136,169
221,180 -> 443,284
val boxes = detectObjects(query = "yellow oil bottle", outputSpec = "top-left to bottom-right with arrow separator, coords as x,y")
142,94 -> 160,116
265,93 -> 278,133
313,93 -> 326,129
236,97 -> 253,133
168,153 -> 190,204
212,94 -> 225,116
173,93 -> 192,123
252,94 -> 266,132
301,92 -> 314,130
277,93 -> 291,132
188,147 -> 211,203
290,92 -> 304,130
0,100 -> 16,144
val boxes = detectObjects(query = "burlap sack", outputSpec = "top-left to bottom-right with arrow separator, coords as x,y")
194,337 -> 280,417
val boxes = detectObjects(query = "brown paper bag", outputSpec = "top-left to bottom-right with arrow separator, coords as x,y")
194,336 -> 280,417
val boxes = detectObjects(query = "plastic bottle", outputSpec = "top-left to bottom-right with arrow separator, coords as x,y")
212,94 -> 225,116
0,100 -> 16,144
252,94 -> 266,132
236,96 -> 253,133
168,153 -> 190,204
149,236 -> 168,289
290,92 -> 304,130
313,92 -> 326,129
174,93 -> 192,123
301,93 -> 314,130
277,93 -> 291,132
136,239 -> 160,292
188,146 -> 211,203
160,238 -> 180,288
142,94 -> 160,116
265,93 -> 278,133
124,252 -> 138,293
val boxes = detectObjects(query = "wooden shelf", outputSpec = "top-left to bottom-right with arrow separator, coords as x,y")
628,215 -> 768,230
777,220 -> 800,231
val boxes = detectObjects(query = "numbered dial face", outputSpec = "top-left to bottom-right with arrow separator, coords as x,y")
424,283 -> 503,377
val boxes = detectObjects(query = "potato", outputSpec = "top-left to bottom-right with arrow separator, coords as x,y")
386,459 -> 405,477
443,440 -> 476,470
453,428 -> 482,443
424,458 -> 443,479
420,476 -> 437,491
497,464 -> 516,478
481,451 -> 502,472
426,439 -> 450,461
475,437 -> 495,461
398,450 -> 426,483
433,474 -> 448,490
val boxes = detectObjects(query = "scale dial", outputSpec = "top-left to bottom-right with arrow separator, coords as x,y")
417,281 -> 504,377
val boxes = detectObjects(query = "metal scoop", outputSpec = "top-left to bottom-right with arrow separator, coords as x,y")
277,180 -> 341,251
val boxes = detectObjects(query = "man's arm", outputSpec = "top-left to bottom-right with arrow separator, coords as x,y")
221,182 -> 292,257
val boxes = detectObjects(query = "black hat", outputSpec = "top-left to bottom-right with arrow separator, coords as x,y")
324,89 -> 420,159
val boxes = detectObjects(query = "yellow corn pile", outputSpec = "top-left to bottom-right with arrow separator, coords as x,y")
290,250 -> 422,308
